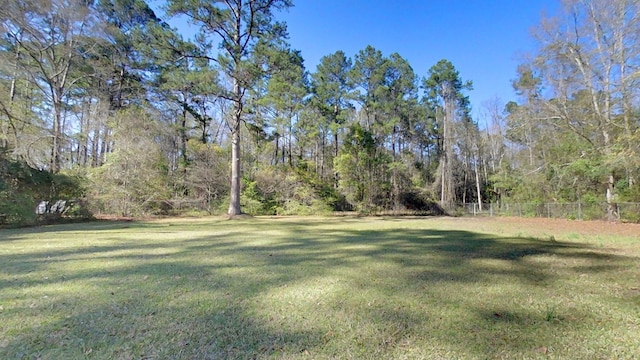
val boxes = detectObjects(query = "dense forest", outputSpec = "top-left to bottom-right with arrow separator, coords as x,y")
1,0 -> 639,225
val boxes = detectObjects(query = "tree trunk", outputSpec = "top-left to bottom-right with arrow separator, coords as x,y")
274,135 -> 279,165
92,127 -> 100,167
392,125 -> 400,210
228,76 -> 243,216
320,133 -> 325,178
606,174 -> 618,222
475,157 -> 483,211
281,134 -> 285,164
79,103 -> 87,167
288,122 -> 293,166
314,140 -> 319,174
228,120 -> 242,216
333,130 -> 339,188
100,126 -> 110,166
4,52 -> 19,150
51,99 -> 62,173
462,170 -> 467,205
440,95 -> 455,210
181,107 -> 188,168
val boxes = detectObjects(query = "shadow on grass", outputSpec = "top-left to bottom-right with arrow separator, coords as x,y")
0,218 -> 637,358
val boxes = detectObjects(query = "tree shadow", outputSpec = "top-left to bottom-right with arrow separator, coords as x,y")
0,218 -> 637,358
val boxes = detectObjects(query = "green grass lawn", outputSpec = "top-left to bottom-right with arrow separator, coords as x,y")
1,216 -> 639,359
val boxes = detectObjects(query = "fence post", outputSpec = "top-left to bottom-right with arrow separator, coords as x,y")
490,203 -> 494,217
547,203 -> 551,218
578,202 -> 582,220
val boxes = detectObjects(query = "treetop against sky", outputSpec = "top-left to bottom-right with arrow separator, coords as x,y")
157,0 -> 559,120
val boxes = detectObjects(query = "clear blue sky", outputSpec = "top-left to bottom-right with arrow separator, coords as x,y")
278,0 -> 559,120
157,0 -> 560,121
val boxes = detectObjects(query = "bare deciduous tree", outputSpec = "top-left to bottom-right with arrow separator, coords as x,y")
1,0 -> 99,172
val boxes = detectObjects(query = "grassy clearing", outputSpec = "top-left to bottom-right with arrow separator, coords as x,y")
1,216 -> 639,359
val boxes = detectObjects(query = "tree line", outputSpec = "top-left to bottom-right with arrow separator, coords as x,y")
1,0 -> 639,225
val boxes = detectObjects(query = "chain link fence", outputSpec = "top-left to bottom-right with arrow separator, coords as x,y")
461,202 -> 640,222
90,196 -> 640,223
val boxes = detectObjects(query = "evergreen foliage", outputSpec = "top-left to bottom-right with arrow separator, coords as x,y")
0,150 -> 90,226
1,0 -> 639,224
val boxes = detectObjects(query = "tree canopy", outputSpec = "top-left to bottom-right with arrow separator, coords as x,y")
1,0 -> 639,225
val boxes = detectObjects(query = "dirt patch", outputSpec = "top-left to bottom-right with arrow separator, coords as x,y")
479,216 -> 640,238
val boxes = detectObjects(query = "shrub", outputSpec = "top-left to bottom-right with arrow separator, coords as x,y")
0,154 -> 91,226
237,166 -> 339,216
0,191 -> 37,226
86,109 -> 171,217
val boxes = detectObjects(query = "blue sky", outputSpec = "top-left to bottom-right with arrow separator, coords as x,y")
157,0 -> 560,121
278,0 -> 559,120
